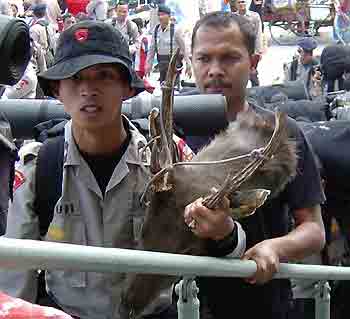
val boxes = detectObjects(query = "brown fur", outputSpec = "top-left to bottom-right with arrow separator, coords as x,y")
121,111 -> 297,317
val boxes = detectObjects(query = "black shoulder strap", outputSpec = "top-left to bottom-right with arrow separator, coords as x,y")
170,23 -> 175,57
290,58 -> 298,81
154,23 -> 160,55
34,135 -> 64,237
127,20 -> 132,42
112,16 -> 117,27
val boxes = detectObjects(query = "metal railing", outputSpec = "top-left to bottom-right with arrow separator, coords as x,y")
0,238 -> 349,319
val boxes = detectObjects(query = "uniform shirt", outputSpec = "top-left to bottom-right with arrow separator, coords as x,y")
146,23 -> 191,69
0,117 -> 246,319
105,18 -> 139,55
283,57 -> 318,83
30,18 -> 56,52
0,119 -> 151,319
2,62 -> 38,99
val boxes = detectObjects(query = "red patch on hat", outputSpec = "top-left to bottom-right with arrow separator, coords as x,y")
13,170 -> 26,192
74,29 -> 89,42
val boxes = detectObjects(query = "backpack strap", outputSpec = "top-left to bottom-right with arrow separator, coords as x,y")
34,135 -> 64,237
154,23 -> 160,56
112,16 -> 117,27
290,58 -> 298,81
126,20 -> 133,45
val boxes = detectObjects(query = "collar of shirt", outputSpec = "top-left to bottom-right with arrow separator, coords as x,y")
116,18 -> 128,28
160,22 -> 171,32
64,116 -> 150,167
239,9 -> 254,18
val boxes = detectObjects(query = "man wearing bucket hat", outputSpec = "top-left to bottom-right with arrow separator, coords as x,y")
0,20 -> 245,319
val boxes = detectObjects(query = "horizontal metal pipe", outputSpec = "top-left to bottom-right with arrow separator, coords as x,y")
0,238 -> 350,281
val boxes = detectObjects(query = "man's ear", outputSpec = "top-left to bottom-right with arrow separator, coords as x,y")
49,81 -> 60,99
249,54 -> 260,71
122,85 -> 135,101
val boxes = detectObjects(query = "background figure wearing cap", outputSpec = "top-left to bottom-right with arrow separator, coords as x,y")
105,2 -> 139,56
145,4 -> 192,85
0,20 -> 243,319
283,37 -> 319,82
86,0 -> 108,20
29,3 -> 57,68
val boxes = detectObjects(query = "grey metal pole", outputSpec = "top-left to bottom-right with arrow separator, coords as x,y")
175,278 -> 200,319
1,239 -> 350,281
315,281 -> 331,319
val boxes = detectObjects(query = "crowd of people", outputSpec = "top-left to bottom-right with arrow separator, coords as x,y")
1,0 -> 350,318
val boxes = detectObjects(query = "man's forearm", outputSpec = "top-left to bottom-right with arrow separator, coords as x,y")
268,218 -> 325,262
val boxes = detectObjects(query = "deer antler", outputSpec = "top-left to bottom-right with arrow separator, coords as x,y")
202,111 -> 287,211
148,48 -> 182,192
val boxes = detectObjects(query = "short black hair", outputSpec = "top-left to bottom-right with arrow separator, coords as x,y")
132,17 -> 144,31
33,9 -> 46,18
191,11 -> 256,55
62,12 -> 73,21
117,0 -> 128,6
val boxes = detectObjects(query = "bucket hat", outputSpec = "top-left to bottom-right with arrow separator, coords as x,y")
38,20 -> 145,97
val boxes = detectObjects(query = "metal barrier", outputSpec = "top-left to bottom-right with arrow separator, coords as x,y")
0,238 -> 349,319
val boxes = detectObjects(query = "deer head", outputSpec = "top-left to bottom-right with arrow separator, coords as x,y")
120,50 -> 298,318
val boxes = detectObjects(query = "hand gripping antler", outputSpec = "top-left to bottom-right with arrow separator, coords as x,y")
202,111 -> 287,215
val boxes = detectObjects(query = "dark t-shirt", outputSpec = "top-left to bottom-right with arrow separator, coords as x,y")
79,123 -> 131,195
186,103 -> 325,319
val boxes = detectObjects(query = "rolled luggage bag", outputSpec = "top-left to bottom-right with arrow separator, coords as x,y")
0,14 -> 30,85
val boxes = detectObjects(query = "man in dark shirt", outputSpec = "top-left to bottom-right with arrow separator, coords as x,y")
187,11 -> 326,319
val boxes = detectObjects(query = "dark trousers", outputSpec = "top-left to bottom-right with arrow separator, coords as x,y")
250,70 -> 260,87
158,54 -> 182,88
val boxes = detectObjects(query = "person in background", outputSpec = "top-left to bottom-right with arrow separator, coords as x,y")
105,1 -> 139,57
0,0 -> 9,15
9,3 -> 19,16
283,37 -> 319,82
249,0 -> 264,33
132,17 -> 149,79
145,4 -> 192,85
29,3 -> 57,66
236,0 -> 263,86
85,0 -> 107,20
62,12 -> 76,30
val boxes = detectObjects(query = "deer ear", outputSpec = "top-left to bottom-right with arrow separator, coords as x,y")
228,189 -> 271,219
